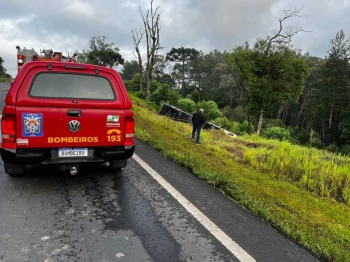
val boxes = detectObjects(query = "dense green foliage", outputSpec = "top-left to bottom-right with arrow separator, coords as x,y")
0,56 -> 11,81
120,60 -> 140,80
77,36 -> 124,68
177,98 -> 196,113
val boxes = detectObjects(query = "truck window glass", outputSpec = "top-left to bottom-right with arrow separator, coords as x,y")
29,73 -> 116,100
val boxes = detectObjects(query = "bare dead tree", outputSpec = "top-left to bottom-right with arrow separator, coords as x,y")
139,0 -> 163,99
265,7 -> 311,55
132,28 -> 145,91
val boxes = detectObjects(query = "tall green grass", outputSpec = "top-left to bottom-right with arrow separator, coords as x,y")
244,141 -> 350,204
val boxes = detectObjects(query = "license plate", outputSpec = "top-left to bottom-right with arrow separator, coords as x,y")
58,148 -> 88,158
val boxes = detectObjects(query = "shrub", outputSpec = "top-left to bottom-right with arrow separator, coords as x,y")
232,105 -> 247,123
196,100 -> 222,121
134,91 -> 146,99
150,82 -> 180,106
212,116 -> 233,130
177,98 -> 196,113
0,76 -> 11,82
230,120 -> 254,135
263,126 -> 292,141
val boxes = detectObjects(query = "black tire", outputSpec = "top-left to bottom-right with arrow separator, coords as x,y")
4,162 -> 26,176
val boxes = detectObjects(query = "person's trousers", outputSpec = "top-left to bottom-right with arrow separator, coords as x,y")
191,125 -> 202,144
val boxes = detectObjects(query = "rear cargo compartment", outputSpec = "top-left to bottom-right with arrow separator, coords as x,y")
16,108 -> 126,149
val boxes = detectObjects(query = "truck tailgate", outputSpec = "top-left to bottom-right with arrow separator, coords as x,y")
15,107 -> 125,149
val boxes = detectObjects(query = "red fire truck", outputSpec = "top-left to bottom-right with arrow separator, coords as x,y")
16,45 -> 77,72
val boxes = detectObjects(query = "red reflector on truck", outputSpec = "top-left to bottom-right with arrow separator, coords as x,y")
1,115 -> 16,142
125,116 -> 135,146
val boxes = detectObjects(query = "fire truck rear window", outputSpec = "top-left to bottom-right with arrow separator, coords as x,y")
30,73 -> 115,100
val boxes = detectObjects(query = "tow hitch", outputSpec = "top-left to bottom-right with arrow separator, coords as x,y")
60,166 -> 79,175
70,166 -> 78,176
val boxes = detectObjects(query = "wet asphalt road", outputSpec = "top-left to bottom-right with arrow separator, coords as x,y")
0,82 -> 319,262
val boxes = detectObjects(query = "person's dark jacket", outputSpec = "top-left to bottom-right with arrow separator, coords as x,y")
192,111 -> 206,127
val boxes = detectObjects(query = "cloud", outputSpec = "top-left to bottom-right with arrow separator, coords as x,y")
63,0 -> 95,17
1,0 -> 350,77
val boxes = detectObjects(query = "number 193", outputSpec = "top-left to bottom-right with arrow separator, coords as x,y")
107,135 -> 121,142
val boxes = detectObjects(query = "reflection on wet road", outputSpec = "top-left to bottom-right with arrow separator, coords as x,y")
0,162 -> 236,262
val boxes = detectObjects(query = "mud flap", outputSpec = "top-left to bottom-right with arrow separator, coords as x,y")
4,162 -> 26,176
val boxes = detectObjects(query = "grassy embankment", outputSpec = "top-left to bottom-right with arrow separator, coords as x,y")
131,95 -> 350,262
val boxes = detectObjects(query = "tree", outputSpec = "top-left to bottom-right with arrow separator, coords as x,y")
124,73 -> 147,93
294,53 -> 324,129
166,47 -> 199,96
191,89 -> 200,103
132,28 -> 145,91
189,50 -> 230,102
80,36 -> 124,68
121,60 -> 140,80
309,30 -> 350,146
149,81 -> 180,106
139,0 -> 163,99
210,74 -> 239,110
0,56 -> 6,76
339,105 -> 350,144
322,30 -> 350,129
0,56 -> 11,80
153,55 -> 168,78
225,7 -> 310,135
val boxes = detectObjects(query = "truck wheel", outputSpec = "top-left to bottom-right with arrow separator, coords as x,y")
4,162 -> 26,176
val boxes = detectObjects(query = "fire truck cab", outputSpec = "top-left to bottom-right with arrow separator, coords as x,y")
16,46 -> 77,72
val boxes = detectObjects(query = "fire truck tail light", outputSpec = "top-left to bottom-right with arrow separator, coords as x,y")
18,59 -> 24,64
124,115 -> 135,147
1,115 -> 16,143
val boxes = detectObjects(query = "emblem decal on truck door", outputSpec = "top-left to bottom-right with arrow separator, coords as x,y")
106,115 -> 120,127
68,120 -> 81,132
22,113 -> 43,137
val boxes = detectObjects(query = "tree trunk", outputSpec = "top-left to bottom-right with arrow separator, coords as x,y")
139,0 -> 161,99
296,98 -> 307,128
257,108 -> 264,135
146,65 -> 152,98
277,105 -> 284,120
329,100 -> 334,128
132,29 -> 144,92
181,60 -> 185,97
282,101 -> 290,124
139,67 -> 143,91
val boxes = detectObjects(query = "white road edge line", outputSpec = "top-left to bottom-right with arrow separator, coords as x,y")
133,153 -> 256,262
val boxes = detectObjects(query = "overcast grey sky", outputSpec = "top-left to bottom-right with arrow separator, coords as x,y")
1,0 -> 349,77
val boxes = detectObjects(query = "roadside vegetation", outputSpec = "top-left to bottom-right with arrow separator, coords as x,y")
0,56 -> 12,83
131,95 -> 350,262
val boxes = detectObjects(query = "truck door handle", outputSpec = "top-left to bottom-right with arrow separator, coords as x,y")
67,110 -> 81,117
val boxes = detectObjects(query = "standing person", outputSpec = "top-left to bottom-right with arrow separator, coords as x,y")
191,108 -> 206,145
